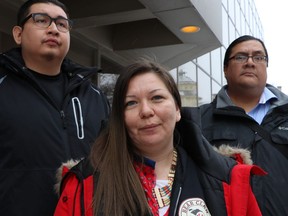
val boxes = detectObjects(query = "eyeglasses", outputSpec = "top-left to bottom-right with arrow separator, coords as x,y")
20,13 -> 73,33
229,54 -> 268,64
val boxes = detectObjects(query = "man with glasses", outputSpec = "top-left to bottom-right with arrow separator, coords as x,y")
181,35 -> 288,215
0,0 -> 110,215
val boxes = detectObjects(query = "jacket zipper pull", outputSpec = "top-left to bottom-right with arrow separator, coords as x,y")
60,110 -> 67,128
72,97 -> 84,139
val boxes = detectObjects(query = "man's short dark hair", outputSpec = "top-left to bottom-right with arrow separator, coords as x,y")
223,35 -> 269,68
17,0 -> 69,26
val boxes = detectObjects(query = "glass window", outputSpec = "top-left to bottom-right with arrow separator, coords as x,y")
241,11 -> 246,35
235,1 -> 241,32
240,0 -> 246,13
178,61 -> 197,81
197,53 -> 210,75
248,3 -> 253,32
198,69 -> 211,105
229,19 -> 236,43
169,68 -> 178,83
221,47 -> 227,86
211,48 -> 222,84
222,0 -> 228,10
228,0 -> 235,24
222,7 -> 229,48
177,61 -> 198,107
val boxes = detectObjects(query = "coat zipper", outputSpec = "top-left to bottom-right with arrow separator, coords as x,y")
172,186 -> 182,216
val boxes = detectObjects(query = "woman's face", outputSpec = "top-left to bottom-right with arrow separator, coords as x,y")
124,72 -> 181,152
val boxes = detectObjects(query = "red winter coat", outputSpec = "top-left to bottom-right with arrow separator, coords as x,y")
54,145 -> 266,216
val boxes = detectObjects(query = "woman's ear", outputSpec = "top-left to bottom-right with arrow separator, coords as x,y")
176,107 -> 181,122
12,26 -> 23,45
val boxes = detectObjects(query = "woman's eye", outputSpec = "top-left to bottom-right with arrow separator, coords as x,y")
125,101 -> 137,107
152,95 -> 164,101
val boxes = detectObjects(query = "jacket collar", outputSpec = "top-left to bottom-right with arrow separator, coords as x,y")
1,47 -> 100,80
216,84 -> 288,109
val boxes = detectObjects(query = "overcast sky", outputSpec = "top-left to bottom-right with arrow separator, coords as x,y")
254,0 -> 288,94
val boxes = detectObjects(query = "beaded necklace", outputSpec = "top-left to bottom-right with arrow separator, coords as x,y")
152,149 -> 177,208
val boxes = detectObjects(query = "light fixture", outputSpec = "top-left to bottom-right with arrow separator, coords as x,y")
180,25 -> 200,33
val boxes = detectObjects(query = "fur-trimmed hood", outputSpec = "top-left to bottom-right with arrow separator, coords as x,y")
54,144 -> 253,196
54,159 -> 81,195
213,144 -> 253,165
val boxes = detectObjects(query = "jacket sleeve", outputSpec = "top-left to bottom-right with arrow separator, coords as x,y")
223,164 -> 266,216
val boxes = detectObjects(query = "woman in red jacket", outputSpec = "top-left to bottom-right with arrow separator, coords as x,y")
54,59 -> 265,216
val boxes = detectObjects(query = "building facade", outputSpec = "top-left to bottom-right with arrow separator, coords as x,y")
0,0 -> 263,107
171,0 -> 264,106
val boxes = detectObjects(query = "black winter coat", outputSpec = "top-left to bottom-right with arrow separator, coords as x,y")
0,48 -> 110,216
186,84 -> 288,215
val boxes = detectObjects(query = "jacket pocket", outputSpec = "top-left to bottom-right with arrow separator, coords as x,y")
206,129 -> 238,147
271,125 -> 288,144
269,125 -> 288,159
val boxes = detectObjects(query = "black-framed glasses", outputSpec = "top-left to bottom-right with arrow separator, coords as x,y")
229,54 -> 268,64
20,13 -> 73,33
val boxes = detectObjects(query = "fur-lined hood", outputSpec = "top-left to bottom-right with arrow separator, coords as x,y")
54,145 -> 252,195
55,159 -> 81,196
213,144 -> 253,165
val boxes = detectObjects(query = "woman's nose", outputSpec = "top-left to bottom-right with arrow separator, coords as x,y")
139,102 -> 154,118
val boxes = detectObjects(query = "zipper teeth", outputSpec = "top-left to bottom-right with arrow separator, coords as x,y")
173,186 -> 182,216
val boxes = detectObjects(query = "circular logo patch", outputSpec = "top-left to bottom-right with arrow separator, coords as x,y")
178,198 -> 211,216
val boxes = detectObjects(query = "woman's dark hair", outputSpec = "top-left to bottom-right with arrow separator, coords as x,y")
223,35 -> 269,68
17,0 -> 69,26
89,58 -> 181,215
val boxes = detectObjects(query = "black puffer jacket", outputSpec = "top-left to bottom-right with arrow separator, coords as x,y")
186,84 -> 288,216
0,48 -> 110,216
